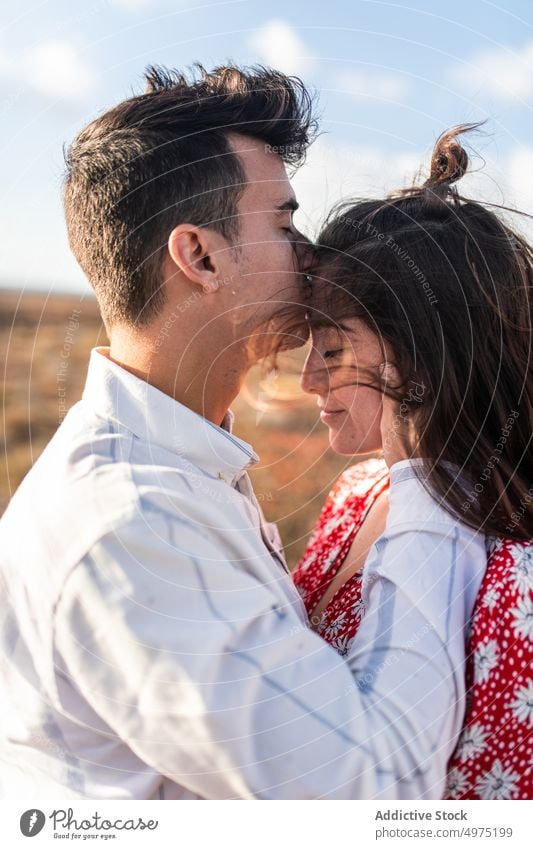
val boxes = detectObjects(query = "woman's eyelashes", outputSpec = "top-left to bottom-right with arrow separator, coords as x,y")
323,348 -> 344,360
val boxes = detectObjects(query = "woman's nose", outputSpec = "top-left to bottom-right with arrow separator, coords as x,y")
300,351 -> 328,396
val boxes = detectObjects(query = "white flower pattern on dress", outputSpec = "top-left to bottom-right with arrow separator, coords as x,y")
445,767 -> 469,798
482,586 -> 499,612
509,545 -> 533,594
454,723 -> 488,762
509,680 -> 533,725
325,614 -> 347,639
510,595 -> 533,641
333,635 -> 354,657
485,536 -> 504,556
474,639 -> 499,684
475,760 -> 520,800
351,597 -> 365,620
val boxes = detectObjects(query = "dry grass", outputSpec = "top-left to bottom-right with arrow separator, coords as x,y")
0,289 -> 351,568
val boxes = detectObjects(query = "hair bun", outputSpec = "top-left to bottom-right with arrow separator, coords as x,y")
424,122 -> 482,197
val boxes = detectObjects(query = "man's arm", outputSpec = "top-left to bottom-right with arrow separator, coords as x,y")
54,468 -> 486,799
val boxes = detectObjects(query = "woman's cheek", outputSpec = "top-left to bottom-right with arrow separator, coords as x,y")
344,384 -> 381,420
347,389 -> 383,452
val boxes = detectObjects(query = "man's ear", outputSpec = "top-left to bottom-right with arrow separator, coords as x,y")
167,224 -> 223,294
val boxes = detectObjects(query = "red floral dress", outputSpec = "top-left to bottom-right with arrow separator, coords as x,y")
293,458 -> 533,799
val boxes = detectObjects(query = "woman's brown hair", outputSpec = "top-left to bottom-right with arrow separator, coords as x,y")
304,124 -> 533,541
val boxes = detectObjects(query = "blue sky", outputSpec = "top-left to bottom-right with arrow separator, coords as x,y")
1,0 -> 532,293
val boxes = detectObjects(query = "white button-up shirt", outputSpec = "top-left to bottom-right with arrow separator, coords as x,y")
0,347 -> 487,799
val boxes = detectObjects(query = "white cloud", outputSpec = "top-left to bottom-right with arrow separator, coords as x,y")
498,147 -> 533,241
442,144 -> 533,239
507,147 -> 533,211
291,136 -> 420,236
334,70 -> 409,102
0,40 -> 96,102
290,136 -> 533,243
0,46 -> 11,76
248,20 -> 314,77
21,41 -> 96,101
450,41 -> 533,101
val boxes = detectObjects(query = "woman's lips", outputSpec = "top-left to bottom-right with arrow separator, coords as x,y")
319,409 -> 345,423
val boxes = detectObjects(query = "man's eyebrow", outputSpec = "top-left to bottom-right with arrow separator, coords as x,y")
276,198 -> 299,212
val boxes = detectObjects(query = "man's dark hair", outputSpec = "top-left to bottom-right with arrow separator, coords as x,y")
63,64 -> 317,329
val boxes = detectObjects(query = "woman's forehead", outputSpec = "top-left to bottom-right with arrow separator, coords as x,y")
310,317 -> 366,336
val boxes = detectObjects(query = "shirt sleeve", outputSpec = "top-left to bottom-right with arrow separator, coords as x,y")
53,466 -> 487,800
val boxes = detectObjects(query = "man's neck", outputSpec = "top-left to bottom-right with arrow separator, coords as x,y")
107,331 -> 250,427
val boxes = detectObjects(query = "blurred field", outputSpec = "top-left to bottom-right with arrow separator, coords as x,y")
0,289 -> 353,568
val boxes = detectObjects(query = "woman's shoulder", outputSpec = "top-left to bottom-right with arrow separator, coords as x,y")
328,457 -> 389,507
484,537 -> 533,588
295,458 -> 389,578
466,537 -> 532,633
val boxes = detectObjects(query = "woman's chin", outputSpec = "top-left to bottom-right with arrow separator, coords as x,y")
329,430 -> 383,457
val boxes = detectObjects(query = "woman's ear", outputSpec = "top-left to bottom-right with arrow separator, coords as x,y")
167,224 -> 222,294
379,360 -> 401,391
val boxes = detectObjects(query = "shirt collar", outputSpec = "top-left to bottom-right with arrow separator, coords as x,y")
81,347 -> 259,479
389,457 -> 468,489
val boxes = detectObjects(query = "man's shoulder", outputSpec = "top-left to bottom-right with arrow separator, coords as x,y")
0,398 -> 252,577
0,404 -> 137,594
2,401 -> 138,521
